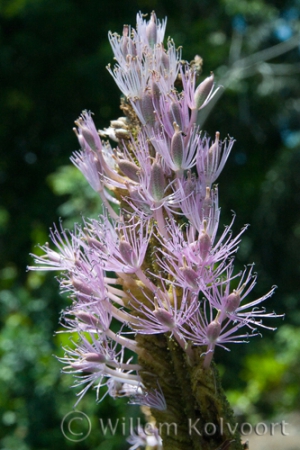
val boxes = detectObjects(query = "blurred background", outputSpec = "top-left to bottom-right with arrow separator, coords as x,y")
1,0 -> 300,448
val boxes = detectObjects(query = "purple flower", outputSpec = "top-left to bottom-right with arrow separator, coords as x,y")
29,11 -> 280,412
29,222 -> 82,272
180,300 -> 253,363
82,217 -> 152,273
60,333 -> 142,405
74,110 -> 102,152
107,12 -> 179,100
201,264 -> 279,330
128,284 -> 199,337
196,133 -> 235,185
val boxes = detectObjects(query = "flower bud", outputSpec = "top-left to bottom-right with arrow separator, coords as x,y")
81,126 -> 100,152
207,132 -> 220,174
76,311 -> 102,328
110,119 -> 128,129
140,91 -> 156,126
146,11 -> 157,48
153,307 -> 174,329
161,50 -> 169,71
194,74 -> 214,109
119,239 -> 137,267
118,160 -> 140,182
224,290 -> 241,313
169,102 -> 182,129
149,160 -> 165,202
151,79 -> 161,116
206,314 -> 221,343
72,277 -> 95,296
85,352 -> 107,364
75,111 -> 101,152
121,25 -> 136,57
171,123 -> 184,170
180,266 -> 199,291
151,80 -> 161,102
43,244 -> 61,263
199,222 -> 211,260
115,129 -> 131,140
86,236 -> 106,252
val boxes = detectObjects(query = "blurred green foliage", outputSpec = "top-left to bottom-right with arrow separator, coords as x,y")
47,165 -> 103,226
1,0 -> 300,448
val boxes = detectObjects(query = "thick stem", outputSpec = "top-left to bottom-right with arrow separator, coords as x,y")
137,334 -> 244,450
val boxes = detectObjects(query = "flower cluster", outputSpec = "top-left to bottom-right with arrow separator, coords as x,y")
29,11 -> 278,430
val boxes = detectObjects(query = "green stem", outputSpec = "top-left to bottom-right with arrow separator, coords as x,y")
137,334 -> 244,450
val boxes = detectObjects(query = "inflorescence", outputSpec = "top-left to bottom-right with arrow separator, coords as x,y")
29,11 -> 279,449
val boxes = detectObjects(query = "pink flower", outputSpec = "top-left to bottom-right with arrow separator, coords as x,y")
29,11 -> 280,411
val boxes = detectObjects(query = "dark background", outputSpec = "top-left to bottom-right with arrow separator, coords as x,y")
1,0 -> 300,448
